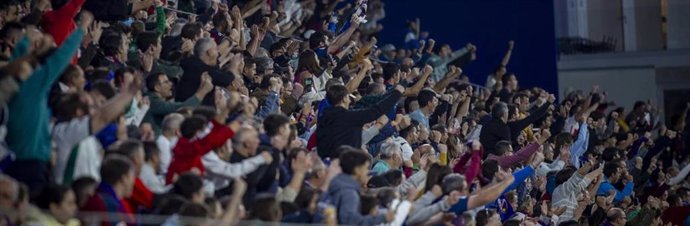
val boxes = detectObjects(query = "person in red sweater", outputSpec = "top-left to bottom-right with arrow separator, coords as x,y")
41,0 -> 86,46
165,114 -> 235,184
111,140 -> 155,211
81,155 -> 136,226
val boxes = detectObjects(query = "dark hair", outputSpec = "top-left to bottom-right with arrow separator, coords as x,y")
381,169 -> 404,187
327,84 -> 349,105
136,31 -> 160,52
249,194 -> 282,222
263,114 -> 290,137
417,90 -> 436,108
602,147 -> 621,162
113,67 -> 136,88
212,13 -> 230,31
146,72 -> 166,92
71,177 -> 98,207
35,184 -> 71,210
376,187 -> 397,207
297,50 -> 321,75
553,133 -> 573,155
0,22 -> 25,41
143,141 -> 160,162
293,186 -> 319,210
558,220 -> 580,226
475,208 -> 497,226
359,194 -> 379,215
192,106 -> 217,121
382,63 -> 400,83
91,80 -> 116,98
100,155 -> 134,185
494,140 -> 512,156
180,115 -> 208,139
503,219 -> 522,226
481,160 -> 499,181
309,32 -> 327,50
424,163 -> 453,192
555,166 -> 577,187
99,32 -> 125,57
158,195 -> 189,215
181,23 -> 203,40
116,139 -> 144,159
178,203 -> 210,226
603,162 -> 621,178
339,148 -> 371,175
172,173 -> 204,200
55,93 -> 89,121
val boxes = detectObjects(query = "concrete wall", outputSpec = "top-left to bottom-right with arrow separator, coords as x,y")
558,67 -> 658,111
666,0 -> 690,49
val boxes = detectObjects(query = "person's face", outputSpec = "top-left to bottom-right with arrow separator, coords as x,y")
2,5 -> 20,23
244,63 -> 256,77
133,147 -> 145,175
243,129 -> 261,155
121,169 -> 136,198
282,82 -> 293,97
615,210 -> 627,226
156,75 -> 174,98
207,42 -> 220,62
120,35 -> 129,61
487,212 -> 501,226
192,189 -> 206,204
657,172 -> 667,183
0,181 -> 15,209
354,162 -> 371,186
70,67 -> 86,90
429,97 -> 439,111
440,45 -> 451,57
610,167 -> 622,182
50,191 -> 78,224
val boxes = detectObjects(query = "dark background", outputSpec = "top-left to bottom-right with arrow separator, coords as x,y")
377,0 -> 559,94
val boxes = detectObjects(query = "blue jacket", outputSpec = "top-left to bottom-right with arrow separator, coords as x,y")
327,174 -> 386,225
597,179 -> 634,203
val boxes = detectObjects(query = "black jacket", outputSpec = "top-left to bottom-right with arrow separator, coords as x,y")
480,103 -> 550,156
176,57 -> 234,106
316,90 -> 402,158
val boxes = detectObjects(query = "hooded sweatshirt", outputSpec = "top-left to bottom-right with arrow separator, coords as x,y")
327,174 -> 387,225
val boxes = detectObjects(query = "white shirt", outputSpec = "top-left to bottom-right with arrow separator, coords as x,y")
52,117 -> 92,184
201,151 -> 268,190
156,135 -> 178,175
140,163 -> 169,193
391,136 -> 414,161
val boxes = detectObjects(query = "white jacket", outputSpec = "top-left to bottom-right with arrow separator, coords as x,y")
201,152 -> 269,189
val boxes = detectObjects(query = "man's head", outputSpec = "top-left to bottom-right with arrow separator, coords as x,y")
56,92 -> 92,121
161,113 -> 185,136
172,173 -> 205,204
35,184 -> 78,224
146,72 -> 174,98
99,31 -> 128,60
379,141 -> 402,169
553,133 -> 573,156
0,22 -> 25,49
417,90 -> 439,112
0,0 -> 21,25
115,139 -> 145,175
382,63 -> 402,85
180,22 -> 203,41
264,114 -> 291,138
555,166 -> 577,187
327,85 -> 351,108
233,126 -> 261,155
603,162 -> 622,183
136,31 -> 162,58
194,38 -> 219,66
512,93 -> 529,112
180,115 -> 209,139
481,160 -> 500,182
606,208 -> 626,226
308,31 -> 330,50
441,173 -> 468,195
494,141 -> 513,156
502,73 -> 518,90
491,102 -> 509,123
59,65 -> 86,91
100,155 -> 136,198
339,148 -> 372,186
143,141 -> 161,173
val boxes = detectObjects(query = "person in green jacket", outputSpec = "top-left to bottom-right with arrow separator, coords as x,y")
4,13 -> 91,195
142,71 -> 214,135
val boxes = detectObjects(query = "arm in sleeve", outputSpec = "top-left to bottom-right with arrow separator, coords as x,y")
406,200 -> 449,225
192,121 -> 234,156
52,0 -> 86,22
148,96 -> 200,116
202,153 -> 267,179
361,125 -> 381,145
126,105 -> 149,126
571,122 -> 590,168
537,159 -> 566,177
256,91 -> 280,120
668,163 -> 690,185
464,150 -> 482,184
495,143 -> 540,169
155,6 -> 167,36
342,90 -> 402,126
509,103 -> 550,135
440,47 -> 470,65
613,182 -> 634,203
10,36 -> 29,60
502,166 -> 535,194
337,190 -> 387,225
34,28 -> 85,92
397,170 -> 427,197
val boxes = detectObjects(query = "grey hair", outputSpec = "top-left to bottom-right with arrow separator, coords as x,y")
193,38 -> 215,57
162,113 -> 185,133
232,126 -> 258,149
491,101 -> 509,119
441,173 -> 467,194
169,21 -> 187,36
379,141 -> 401,160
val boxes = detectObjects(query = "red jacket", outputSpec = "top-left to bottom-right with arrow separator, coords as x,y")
41,0 -> 86,46
81,183 -> 135,226
127,178 -> 154,210
166,120 -> 234,184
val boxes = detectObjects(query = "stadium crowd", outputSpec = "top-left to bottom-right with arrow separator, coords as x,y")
1,0 -> 690,225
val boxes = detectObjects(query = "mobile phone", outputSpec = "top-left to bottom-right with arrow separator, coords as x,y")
304,77 -> 314,91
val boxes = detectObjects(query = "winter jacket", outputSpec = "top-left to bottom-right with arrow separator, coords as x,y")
327,174 -> 387,225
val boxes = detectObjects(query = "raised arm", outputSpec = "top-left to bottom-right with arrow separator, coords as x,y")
668,163 -> 690,185
570,122 -> 590,168
465,171 -> 515,210
91,75 -> 141,133
433,66 -> 461,93
404,65 -> 433,97
345,59 -> 373,93
494,142 -> 540,169
500,41 -> 514,66
328,16 -> 360,54
342,87 -> 403,126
